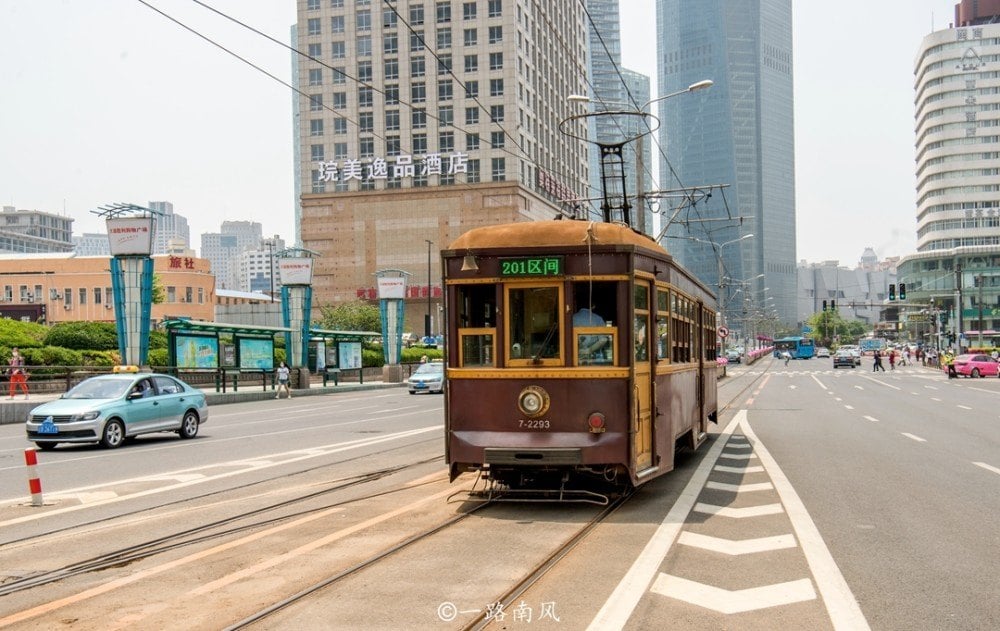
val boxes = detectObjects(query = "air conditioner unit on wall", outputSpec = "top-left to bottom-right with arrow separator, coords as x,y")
105,303 -> 112,309
64,304 -> 72,310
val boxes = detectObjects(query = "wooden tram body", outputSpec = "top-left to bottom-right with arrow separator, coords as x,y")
442,220 -> 718,494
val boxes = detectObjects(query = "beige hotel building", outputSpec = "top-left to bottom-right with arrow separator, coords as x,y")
296,0 -> 591,333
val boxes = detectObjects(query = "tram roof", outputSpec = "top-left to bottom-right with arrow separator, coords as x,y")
446,220 -> 669,255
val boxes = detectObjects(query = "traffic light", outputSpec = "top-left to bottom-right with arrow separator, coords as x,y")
830,300 -> 836,310
899,283 -> 906,300
822,300 -> 828,311
888,284 -> 896,301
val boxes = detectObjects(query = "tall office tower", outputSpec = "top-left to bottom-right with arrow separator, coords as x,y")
656,0 -> 796,330
583,0 -> 653,235
200,221 -> 263,291
898,0 -> 1000,349
295,0 -> 589,325
148,201 -> 191,255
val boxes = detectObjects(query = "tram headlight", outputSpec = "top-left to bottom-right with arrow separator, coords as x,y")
517,385 -> 550,418
587,412 -> 606,434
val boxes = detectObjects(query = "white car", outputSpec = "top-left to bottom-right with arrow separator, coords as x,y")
816,347 -> 831,358
407,362 -> 445,394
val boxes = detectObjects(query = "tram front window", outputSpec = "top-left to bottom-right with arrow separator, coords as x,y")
508,286 -> 561,363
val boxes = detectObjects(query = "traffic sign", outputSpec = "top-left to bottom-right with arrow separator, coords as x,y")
718,326 -> 729,338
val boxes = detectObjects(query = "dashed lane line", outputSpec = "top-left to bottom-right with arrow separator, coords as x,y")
973,462 -> 1000,476
901,433 -> 927,443
863,416 -> 880,423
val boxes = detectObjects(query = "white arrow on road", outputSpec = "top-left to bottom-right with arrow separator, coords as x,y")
706,481 -> 774,493
694,502 -> 784,518
677,532 -> 797,555
650,574 -> 816,614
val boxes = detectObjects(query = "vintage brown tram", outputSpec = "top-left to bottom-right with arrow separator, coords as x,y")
442,220 -> 718,499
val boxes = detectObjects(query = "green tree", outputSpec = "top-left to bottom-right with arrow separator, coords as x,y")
807,310 -> 868,348
152,273 -> 166,304
316,300 -> 381,332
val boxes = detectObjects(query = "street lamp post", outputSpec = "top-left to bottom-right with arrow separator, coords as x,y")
266,240 -> 275,302
425,239 -> 433,338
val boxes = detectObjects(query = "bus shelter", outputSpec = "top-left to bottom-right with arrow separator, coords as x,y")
308,328 -> 382,384
162,319 -> 293,391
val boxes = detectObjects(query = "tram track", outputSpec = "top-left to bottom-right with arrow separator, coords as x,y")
0,455 -> 440,598
0,437 -> 439,547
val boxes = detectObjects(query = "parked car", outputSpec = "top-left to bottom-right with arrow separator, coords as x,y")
725,349 -> 742,364
816,347 -> 831,358
401,332 -> 419,347
407,361 -> 445,394
25,373 -> 208,450
833,350 -> 856,369
952,353 -> 1000,378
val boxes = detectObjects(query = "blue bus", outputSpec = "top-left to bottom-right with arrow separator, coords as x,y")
773,336 -> 816,359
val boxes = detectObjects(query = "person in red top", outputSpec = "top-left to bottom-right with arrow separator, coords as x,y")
888,349 -> 897,370
8,347 -> 28,399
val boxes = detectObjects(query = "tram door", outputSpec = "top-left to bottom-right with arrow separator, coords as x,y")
632,281 -> 653,471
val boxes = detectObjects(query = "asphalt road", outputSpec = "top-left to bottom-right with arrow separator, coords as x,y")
0,358 -> 997,629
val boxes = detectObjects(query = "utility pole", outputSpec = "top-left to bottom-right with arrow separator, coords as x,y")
955,262 -> 963,352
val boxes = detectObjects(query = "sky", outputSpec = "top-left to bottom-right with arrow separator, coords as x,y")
0,0 -> 954,265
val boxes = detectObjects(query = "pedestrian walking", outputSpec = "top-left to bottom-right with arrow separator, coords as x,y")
7,347 -> 28,399
275,361 -> 292,399
888,349 -> 896,370
873,349 -> 885,372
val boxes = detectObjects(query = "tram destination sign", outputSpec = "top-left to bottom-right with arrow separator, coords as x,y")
499,256 -> 563,277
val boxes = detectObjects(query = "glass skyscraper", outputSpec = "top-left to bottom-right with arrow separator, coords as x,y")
655,0 -> 796,330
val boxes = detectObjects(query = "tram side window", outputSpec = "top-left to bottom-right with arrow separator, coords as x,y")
656,289 -> 669,361
671,293 -> 693,363
508,285 -> 561,363
457,284 -> 496,367
572,281 -> 617,366
703,308 -> 717,360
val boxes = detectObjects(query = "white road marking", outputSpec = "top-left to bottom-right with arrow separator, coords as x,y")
586,413 -> 743,631
957,404 -> 973,410
725,443 -> 753,449
739,418 -> 870,630
650,575 -> 816,614
705,481 -> 774,493
901,433 -> 927,443
677,532 -> 797,555
719,452 -> 757,460
862,376 -> 901,390
811,375 -> 827,390
973,462 -> 1000,475
714,465 -> 765,474
863,416 -> 880,423
931,397 -> 942,402
693,502 -> 784,518
844,405 -> 854,410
